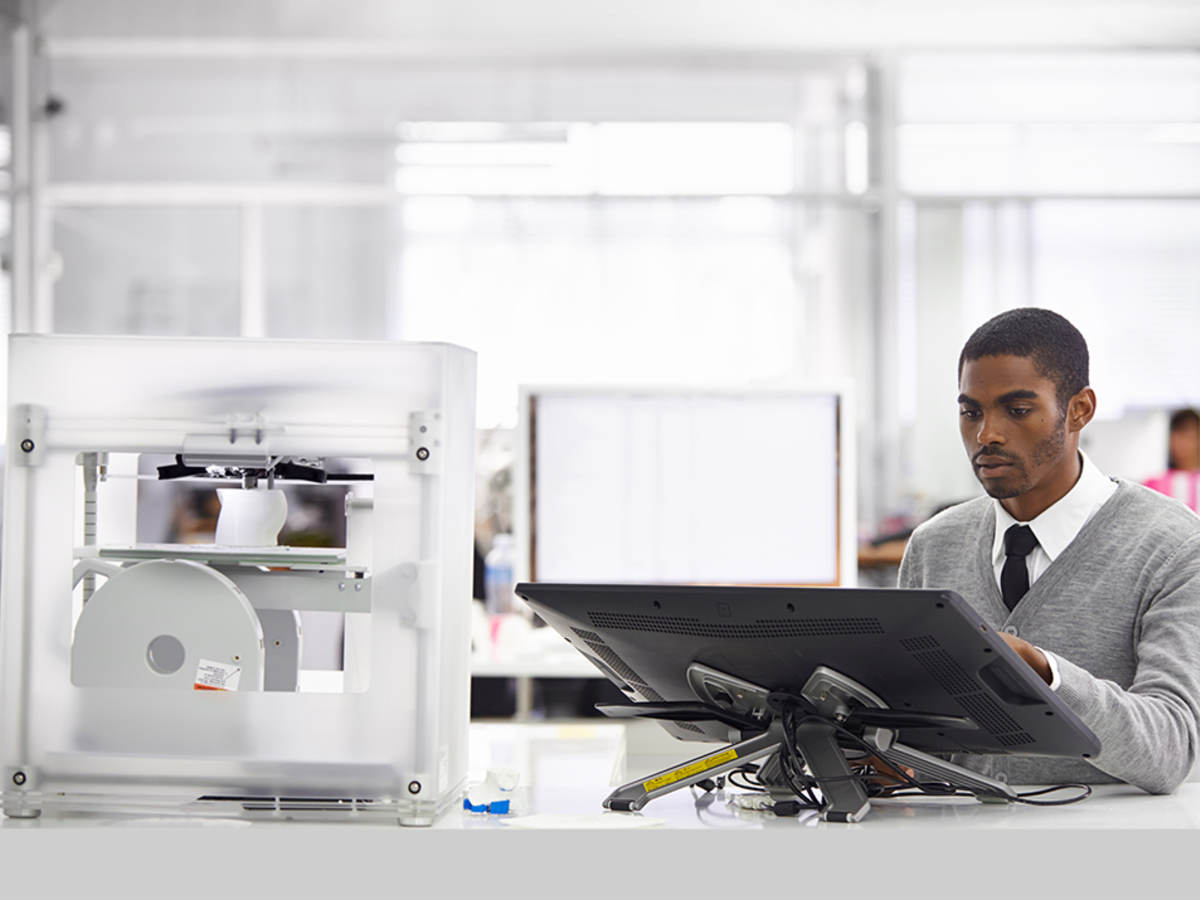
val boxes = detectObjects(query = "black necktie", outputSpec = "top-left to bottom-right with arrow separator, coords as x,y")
1001,524 -> 1039,611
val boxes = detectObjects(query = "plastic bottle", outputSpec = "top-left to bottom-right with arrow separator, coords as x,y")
484,534 -> 515,616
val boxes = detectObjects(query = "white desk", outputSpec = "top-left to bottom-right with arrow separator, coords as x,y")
3,722 -> 1199,900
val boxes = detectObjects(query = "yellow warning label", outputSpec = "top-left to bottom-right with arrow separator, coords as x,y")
642,748 -> 739,793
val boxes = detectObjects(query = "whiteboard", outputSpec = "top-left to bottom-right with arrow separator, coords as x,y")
521,389 -> 850,585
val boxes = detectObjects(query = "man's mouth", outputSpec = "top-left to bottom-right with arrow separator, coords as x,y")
975,455 -> 1018,472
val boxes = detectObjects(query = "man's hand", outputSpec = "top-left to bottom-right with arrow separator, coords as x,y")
997,631 -> 1053,685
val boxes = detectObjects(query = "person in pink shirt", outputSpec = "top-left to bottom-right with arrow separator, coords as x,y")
1144,408 -> 1200,513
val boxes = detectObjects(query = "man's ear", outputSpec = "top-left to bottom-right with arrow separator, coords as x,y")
1068,387 -> 1097,433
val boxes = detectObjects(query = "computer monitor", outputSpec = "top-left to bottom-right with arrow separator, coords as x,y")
516,582 -> 1101,821
515,386 -> 855,587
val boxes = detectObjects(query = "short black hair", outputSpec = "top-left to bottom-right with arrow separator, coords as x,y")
1169,408 -> 1200,433
958,307 -> 1089,412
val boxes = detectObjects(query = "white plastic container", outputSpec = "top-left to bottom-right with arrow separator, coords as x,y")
0,334 -> 476,825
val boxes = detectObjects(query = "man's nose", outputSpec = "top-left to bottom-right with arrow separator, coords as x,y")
976,412 -> 1006,446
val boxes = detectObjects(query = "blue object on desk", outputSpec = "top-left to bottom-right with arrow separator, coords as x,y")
463,798 -> 510,814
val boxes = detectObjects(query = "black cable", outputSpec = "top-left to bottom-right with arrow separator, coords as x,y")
762,689 -> 1092,811
728,769 -> 766,793
778,705 -> 825,809
788,711 -> 827,807
690,775 -> 725,794
780,700 -> 931,797
799,706 -> 982,797
1014,784 -> 1092,805
776,704 -> 839,810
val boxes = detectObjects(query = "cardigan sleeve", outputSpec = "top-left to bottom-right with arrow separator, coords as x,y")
1054,533 -> 1200,793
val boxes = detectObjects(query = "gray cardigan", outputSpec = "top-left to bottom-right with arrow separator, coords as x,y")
898,480 -> 1200,792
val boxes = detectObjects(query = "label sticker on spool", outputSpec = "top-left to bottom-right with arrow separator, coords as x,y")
194,659 -> 242,691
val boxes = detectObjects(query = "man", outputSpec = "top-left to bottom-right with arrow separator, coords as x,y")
899,307 -> 1200,793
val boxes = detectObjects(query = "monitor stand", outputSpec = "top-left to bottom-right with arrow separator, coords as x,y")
600,665 -> 1017,822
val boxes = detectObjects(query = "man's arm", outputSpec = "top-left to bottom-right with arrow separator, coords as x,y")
1050,541 -> 1200,794
1015,536 -> 1200,794
901,525 -> 1200,793
896,533 -> 921,590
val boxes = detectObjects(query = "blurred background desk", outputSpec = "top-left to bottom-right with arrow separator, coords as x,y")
856,539 -> 909,570
471,612 -> 610,720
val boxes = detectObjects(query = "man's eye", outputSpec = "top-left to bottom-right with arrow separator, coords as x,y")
1009,407 -> 1032,418
959,409 -> 979,419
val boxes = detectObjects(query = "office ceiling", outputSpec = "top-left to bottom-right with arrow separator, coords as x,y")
30,0 -> 1200,59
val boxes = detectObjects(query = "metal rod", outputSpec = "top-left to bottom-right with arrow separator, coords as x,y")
9,21 -> 33,332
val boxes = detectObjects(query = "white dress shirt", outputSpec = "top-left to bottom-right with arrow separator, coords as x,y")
990,450 -> 1118,690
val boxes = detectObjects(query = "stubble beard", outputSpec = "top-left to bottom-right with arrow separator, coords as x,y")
976,417 -> 1068,500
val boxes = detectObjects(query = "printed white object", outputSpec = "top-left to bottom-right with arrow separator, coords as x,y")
216,488 -> 288,546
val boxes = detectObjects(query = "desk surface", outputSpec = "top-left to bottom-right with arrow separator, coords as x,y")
3,722 -> 1198,900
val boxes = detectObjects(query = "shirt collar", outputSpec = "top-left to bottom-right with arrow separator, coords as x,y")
991,450 -> 1116,565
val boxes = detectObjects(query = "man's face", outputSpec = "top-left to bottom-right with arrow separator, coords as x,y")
958,354 -> 1082,518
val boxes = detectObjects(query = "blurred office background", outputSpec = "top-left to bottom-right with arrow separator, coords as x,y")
3,0 -> 1200,575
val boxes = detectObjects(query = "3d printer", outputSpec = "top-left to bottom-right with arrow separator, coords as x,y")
0,334 -> 476,825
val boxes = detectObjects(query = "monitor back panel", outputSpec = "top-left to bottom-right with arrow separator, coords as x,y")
518,583 -> 1100,759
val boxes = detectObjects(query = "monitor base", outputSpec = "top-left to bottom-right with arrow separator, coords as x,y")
601,665 -> 1016,822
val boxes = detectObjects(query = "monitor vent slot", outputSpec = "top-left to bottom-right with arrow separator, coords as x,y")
674,721 -> 705,734
634,683 -> 664,702
754,618 -> 885,638
908,647 -> 1034,745
911,648 -> 978,697
954,692 -> 1027,741
571,627 -> 666,701
995,731 -> 1036,747
584,640 -> 647,689
900,635 -> 940,652
587,612 -> 883,638
583,656 -> 629,690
